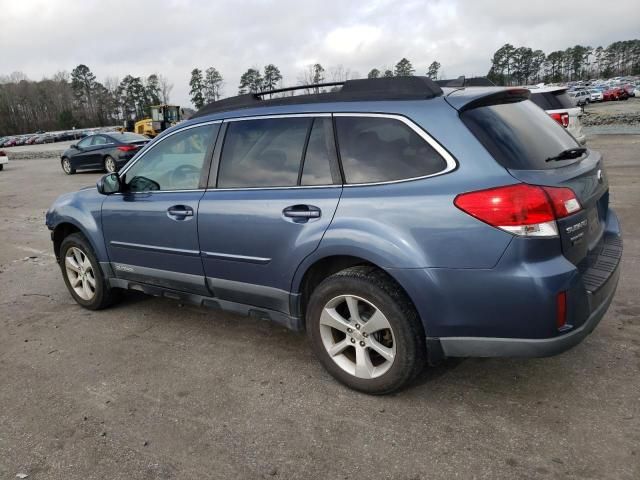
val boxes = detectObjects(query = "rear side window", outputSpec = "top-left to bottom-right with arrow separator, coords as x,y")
529,91 -> 575,110
218,117 -> 311,188
462,100 -> 581,170
335,116 -> 447,184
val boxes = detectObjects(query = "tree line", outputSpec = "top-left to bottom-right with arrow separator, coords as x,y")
2,38 -> 637,135
487,39 -> 640,85
0,64 -> 174,135
187,58 -> 442,107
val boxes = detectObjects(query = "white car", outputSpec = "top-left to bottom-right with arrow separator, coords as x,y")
527,86 -> 586,144
590,89 -> 604,102
0,150 -> 8,171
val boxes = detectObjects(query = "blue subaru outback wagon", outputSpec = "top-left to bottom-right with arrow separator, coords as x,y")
46,77 -> 622,394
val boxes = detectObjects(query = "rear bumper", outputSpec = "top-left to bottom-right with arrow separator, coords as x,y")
390,209 -> 622,359
436,257 -> 620,357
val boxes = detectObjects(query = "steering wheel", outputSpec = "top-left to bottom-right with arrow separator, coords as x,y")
170,164 -> 201,188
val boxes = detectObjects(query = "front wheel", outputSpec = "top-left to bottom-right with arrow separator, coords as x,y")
59,233 -> 118,310
61,157 -> 75,175
307,266 -> 426,394
104,155 -> 117,173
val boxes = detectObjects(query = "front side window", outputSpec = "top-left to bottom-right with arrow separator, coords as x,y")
335,115 -> 447,184
217,117 -> 312,188
77,136 -> 92,148
122,123 -> 218,192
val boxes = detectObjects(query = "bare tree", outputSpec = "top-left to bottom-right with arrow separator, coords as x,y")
157,74 -> 174,104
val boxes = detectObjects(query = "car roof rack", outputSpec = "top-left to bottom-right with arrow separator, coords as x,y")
192,76 -> 443,118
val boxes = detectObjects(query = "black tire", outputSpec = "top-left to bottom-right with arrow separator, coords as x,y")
61,157 -> 75,175
0,164 -> 3,171
306,266 -> 426,394
103,155 -> 117,173
59,233 -> 118,310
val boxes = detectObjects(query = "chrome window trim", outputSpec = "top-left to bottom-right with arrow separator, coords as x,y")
225,113 -> 331,122
111,189 -> 205,196
118,120 -> 223,178
333,112 -> 458,186
208,184 -> 341,192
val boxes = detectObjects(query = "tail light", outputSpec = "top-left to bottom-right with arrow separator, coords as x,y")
454,184 -> 582,237
549,112 -> 570,128
117,145 -> 137,152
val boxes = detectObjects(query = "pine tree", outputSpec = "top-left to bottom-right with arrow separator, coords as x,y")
262,64 -> 283,95
427,61 -> 441,80
238,68 -> 263,94
367,68 -> 380,79
394,58 -> 414,76
203,67 -> 223,103
189,68 -> 205,109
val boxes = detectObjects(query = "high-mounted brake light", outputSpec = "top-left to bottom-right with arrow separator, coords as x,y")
117,145 -> 137,152
454,184 -> 582,237
549,112 -> 570,128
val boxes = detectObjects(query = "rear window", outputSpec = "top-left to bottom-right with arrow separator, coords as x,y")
335,116 -> 447,184
462,100 -> 582,170
108,132 -> 149,143
529,90 -> 575,110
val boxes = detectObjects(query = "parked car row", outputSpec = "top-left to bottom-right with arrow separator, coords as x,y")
0,126 -> 120,148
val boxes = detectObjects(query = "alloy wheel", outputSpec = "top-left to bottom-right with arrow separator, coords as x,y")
319,295 -> 396,379
64,246 -> 96,301
62,158 -> 71,173
105,156 -> 116,173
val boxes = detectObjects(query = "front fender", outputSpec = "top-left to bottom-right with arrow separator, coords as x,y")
46,188 -> 107,262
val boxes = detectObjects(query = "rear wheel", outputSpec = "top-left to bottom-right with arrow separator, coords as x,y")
307,266 -> 426,394
104,155 -> 117,173
0,164 -> 3,171
61,157 -> 75,175
59,233 -> 118,310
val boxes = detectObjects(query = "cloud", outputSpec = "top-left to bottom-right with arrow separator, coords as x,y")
0,0 -> 638,107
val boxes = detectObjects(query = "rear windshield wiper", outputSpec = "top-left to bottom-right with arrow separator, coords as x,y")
545,147 -> 587,163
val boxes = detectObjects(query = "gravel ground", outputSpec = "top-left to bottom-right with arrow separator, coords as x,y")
0,136 -> 639,479
582,97 -> 640,134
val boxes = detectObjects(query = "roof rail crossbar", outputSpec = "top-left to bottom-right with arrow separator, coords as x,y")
258,81 -> 345,97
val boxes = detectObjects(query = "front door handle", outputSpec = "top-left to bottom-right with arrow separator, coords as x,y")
283,205 -> 321,222
167,205 -> 194,219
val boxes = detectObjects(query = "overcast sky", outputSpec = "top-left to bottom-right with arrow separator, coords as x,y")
1,0 -> 639,107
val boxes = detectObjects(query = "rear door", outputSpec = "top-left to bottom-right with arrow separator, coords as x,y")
461,99 -> 609,267
197,115 -> 342,313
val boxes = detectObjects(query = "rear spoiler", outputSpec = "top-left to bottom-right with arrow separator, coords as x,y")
455,88 -> 530,112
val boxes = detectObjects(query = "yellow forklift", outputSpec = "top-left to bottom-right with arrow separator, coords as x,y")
123,105 -> 182,137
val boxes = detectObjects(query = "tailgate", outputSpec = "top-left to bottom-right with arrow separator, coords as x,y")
507,150 -> 609,266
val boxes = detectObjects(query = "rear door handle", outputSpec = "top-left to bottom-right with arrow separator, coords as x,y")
283,205 -> 321,222
167,205 -> 194,219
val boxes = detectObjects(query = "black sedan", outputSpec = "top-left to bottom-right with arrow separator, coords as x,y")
60,132 -> 150,175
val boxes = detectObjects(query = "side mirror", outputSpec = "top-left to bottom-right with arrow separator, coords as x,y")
70,144 -> 78,149
97,173 -> 122,195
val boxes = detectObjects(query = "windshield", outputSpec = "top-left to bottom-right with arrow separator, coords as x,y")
461,99 -> 583,170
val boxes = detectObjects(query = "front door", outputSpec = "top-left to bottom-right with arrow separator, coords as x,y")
198,116 -> 342,313
102,122 -> 220,294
